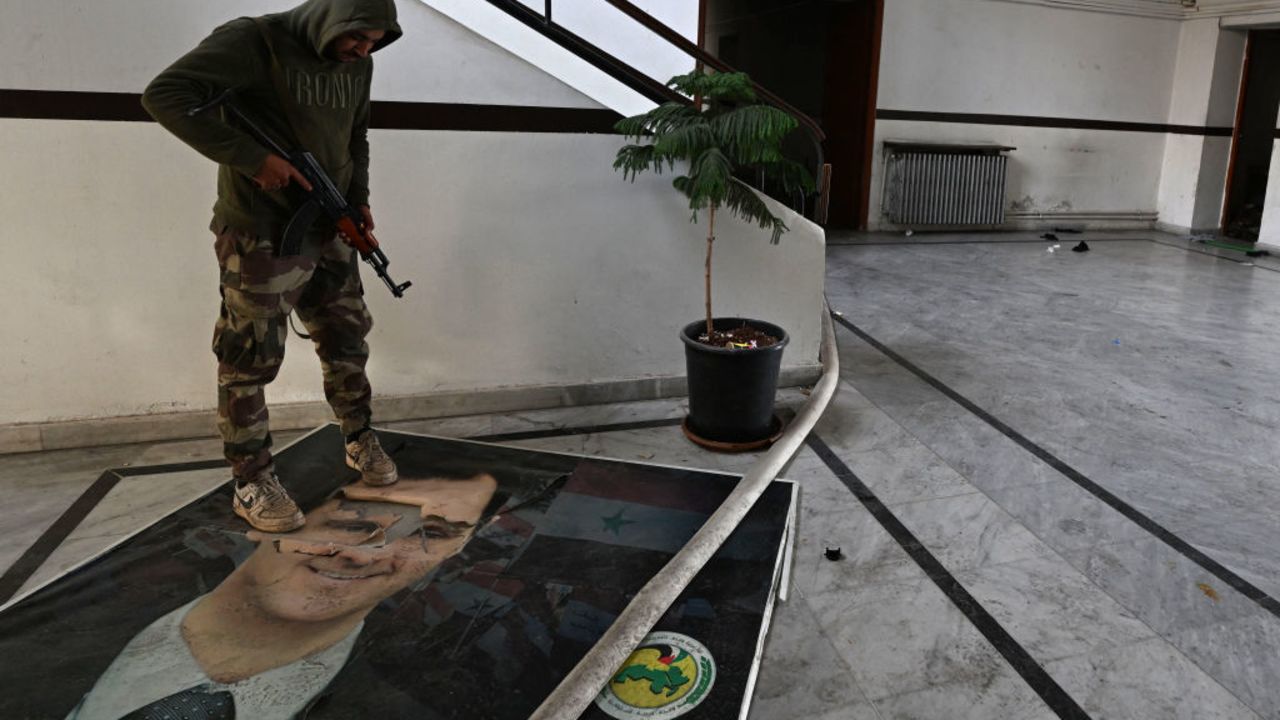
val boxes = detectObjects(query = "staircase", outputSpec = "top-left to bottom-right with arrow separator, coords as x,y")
467,0 -> 831,221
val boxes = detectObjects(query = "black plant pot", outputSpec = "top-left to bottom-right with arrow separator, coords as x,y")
681,317 -> 789,445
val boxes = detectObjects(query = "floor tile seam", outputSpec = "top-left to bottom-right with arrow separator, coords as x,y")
865,419 -> 1279,625
1053,534 -> 1276,632
777,591 -> 887,714
806,419 -> 988,508
830,313 -> 1280,623
945,556 -> 1173,661
493,405 -> 688,429
826,376 -> 989,493
839,571 -> 1259,717
1154,629 -> 1278,720
0,470 -> 122,605
1038,635 -> 1271,720
824,381 -> 1070,546
944,452 -> 1276,616
823,537 -> 1262,720
827,237 -> 1140,248
828,330 -> 1280,713
860,675 -> 1058,717
467,416 -> 685,442
836,352 -> 1162,527
833,424 -> 1280,712
1144,236 -> 1280,274
806,432 -> 1093,719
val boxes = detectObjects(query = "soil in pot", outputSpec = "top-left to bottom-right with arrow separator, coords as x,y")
694,322 -> 781,350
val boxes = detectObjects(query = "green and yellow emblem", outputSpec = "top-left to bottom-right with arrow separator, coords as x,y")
595,632 -> 716,719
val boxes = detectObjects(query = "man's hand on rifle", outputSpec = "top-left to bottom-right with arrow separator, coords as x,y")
339,205 -> 375,248
253,153 -> 314,193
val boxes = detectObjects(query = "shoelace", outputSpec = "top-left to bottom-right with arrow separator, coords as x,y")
356,436 -> 388,466
257,475 -> 291,507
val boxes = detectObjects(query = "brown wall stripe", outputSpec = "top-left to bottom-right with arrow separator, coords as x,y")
0,89 -> 622,133
877,108 -> 1235,137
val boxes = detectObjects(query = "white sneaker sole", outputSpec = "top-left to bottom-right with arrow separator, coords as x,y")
233,501 -> 305,533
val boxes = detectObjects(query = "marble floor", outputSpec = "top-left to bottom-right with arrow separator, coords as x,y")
2,230 -> 1277,718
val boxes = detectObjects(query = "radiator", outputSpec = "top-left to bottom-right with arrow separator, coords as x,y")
882,143 -> 1013,226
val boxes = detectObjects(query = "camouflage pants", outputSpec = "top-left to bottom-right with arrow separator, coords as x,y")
212,226 -> 374,478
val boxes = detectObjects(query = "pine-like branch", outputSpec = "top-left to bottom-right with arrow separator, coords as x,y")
724,179 -> 787,244
652,124 -> 717,163
668,71 -> 757,104
613,144 -> 663,181
611,69 -> 808,248
711,106 -> 797,164
752,157 -> 817,196
614,102 -> 701,139
684,147 -> 734,206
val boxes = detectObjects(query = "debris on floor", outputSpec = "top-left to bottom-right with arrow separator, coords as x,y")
1041,233 -> 1059,242
1072,241 -> 1090,253
1197,582 -> 1220,602
824,547 -> 843,561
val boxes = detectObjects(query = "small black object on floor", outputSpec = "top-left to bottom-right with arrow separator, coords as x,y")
1071,241 -> 1090,253
824,547 -> 843,561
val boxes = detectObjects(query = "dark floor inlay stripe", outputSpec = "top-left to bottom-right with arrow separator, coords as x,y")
113,459 -> 228,477
806,434 -> 1092,719
829,238 -> 1134,247
470,417 -> 684,442
1,418 -> 685,606
2,415 -> 691,604
831,312 -> 1280,619
0,471 -> 122,605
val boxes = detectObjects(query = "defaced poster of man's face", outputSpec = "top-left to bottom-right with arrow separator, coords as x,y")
0,428 -> 793,720
67,475 -> 499,720
0,430 -> 576,720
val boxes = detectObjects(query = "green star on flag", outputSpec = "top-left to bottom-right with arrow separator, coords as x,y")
601,508 -> 638,536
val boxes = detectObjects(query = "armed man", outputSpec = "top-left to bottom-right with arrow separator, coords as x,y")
142,0 -> 404,533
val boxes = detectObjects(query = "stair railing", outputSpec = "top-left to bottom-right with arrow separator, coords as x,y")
483,0 -> 830,221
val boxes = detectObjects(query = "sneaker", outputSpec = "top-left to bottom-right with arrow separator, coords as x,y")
232,468 -> 305,532
345,430 -> 399,486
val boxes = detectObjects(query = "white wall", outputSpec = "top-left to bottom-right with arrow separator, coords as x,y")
0,0 -> 824,426
871,0 -> 1184,229
1157,20 -> 1245,233
1258,94 -> 1280,247
879,0 -> 1179,122
514,0 -> 699,84
0,0 -> 601,108
1260,143 -> 1280,247
1208,0 -> 1280,246
421,0 -> 692,118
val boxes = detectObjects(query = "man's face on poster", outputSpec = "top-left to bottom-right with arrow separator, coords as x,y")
241,475 -> 497,623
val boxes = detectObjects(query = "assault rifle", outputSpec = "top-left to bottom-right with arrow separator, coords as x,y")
188,89 -> 411,298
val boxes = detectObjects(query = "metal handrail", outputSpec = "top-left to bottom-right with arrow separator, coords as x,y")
595,0 -> 826,143
482,0 -> 828,219
530,302 -> 841,719
485,0 -> 683,105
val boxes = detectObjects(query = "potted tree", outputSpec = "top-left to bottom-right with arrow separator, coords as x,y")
613,70 -> 814,449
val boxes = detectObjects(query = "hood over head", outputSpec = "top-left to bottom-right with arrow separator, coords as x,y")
283,0 -> 402,59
